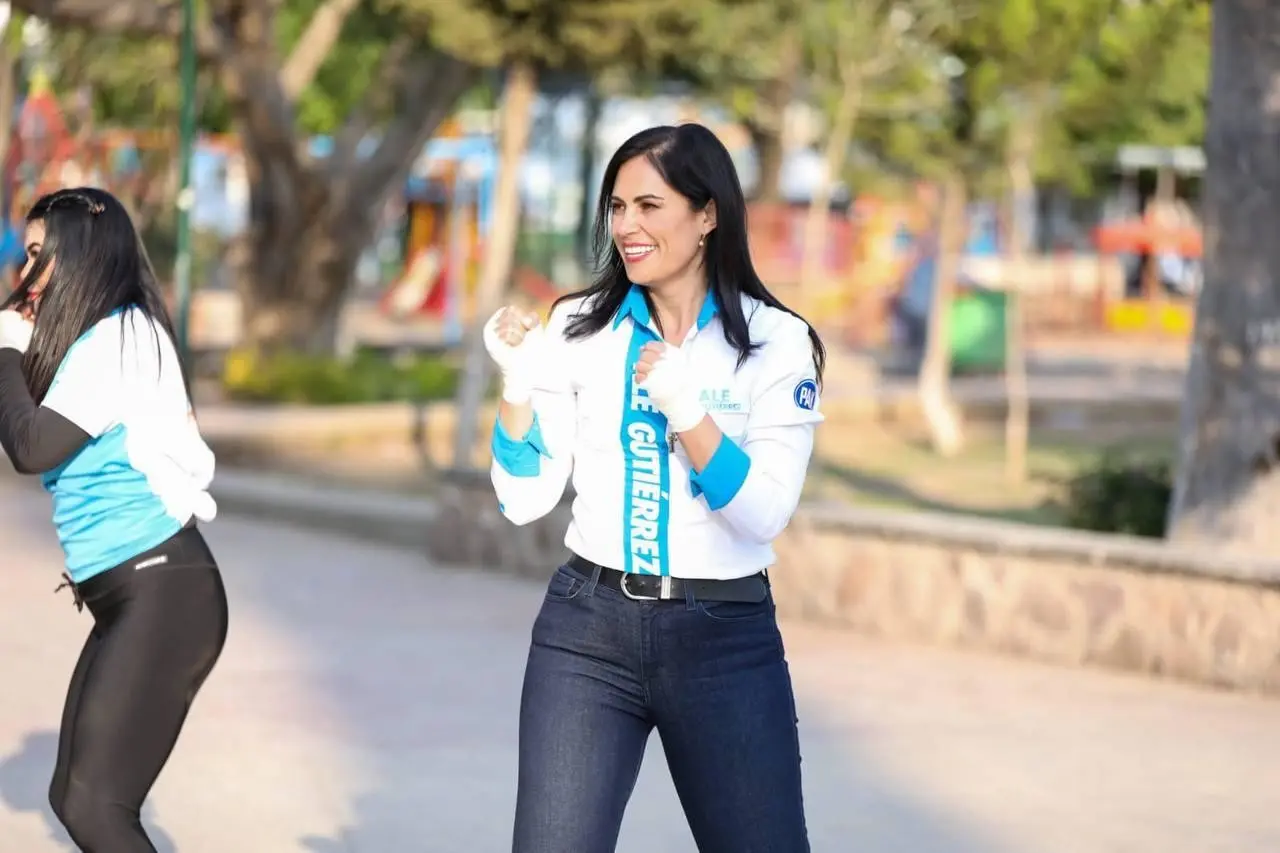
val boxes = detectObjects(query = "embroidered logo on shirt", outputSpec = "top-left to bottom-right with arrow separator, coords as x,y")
793,379 -> 818,411
700,388 -> 744,412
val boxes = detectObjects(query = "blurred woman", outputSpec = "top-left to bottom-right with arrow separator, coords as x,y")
0,186 -> 226,853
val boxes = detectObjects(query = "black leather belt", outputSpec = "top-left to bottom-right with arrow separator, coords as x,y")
567,554 -> 769,603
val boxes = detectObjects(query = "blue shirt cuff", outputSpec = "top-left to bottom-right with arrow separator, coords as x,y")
689,436 -> 751,510
491,412 -> 552,477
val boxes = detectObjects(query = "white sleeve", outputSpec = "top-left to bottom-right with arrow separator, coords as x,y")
41,322 -> 124,438
489,304 -> 578,526
688,317 -> 824,543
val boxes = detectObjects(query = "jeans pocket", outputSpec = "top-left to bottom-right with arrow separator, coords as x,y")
544,565 -> 589,602
695,596 -> 774,624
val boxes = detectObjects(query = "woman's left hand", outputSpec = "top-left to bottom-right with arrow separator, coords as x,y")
634,341 -> 706,433
633,341 -> 665,386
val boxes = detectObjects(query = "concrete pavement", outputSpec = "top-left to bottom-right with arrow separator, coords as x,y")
1,473 -> 1277,853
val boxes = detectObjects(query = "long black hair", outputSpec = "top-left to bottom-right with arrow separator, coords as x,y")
554,123 -> 825,383
1,186 -> 191,404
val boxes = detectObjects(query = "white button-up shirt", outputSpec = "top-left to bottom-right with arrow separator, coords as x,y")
490,285 -> 823,580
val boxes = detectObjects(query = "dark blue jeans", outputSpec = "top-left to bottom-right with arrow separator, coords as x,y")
512,561 -> 810,853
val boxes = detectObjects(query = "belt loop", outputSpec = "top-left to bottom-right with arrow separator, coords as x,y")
585,564 -> 603,597
684,583 -> 697,611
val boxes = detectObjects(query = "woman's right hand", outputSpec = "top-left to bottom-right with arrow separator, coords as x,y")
484,306 -> 539,358
484,306 -> 543,405
0,309 -> 33,354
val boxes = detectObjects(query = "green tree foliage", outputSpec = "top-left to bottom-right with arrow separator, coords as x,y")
677,0 -> 803,103
390,0 -> 707,72
1055,0 -> 1209,185
43,32 -> 231,131
42,0 -> 411,136
855,0 -> 1208,192
656,0 -> 806,199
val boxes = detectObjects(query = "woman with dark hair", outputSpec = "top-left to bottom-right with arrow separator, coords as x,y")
0,186 -> 227,852
486,123 -> 825,852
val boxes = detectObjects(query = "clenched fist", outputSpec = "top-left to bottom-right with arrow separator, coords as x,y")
634,341 -> 706,433
0,309 -> 34,354
487,307 -> 538,349
484,306 -> 544,405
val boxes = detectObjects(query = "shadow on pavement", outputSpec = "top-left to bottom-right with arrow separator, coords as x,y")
208,517 -> 1018,853
0,730 -> 176,853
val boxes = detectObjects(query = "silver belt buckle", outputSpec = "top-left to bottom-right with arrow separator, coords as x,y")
621,573 -> 674,601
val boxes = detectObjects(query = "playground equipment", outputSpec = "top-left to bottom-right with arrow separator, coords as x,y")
1092,215 -> 1200,337
1091,145 -> 1203,338
5,68 -> 73,210
3,69 -> 232,229
379,127 -> 496,345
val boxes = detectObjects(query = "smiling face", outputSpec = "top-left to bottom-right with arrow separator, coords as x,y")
609,154 -> 715,289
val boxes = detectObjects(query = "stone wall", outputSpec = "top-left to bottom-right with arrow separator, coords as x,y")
425,471 -> 1280,695
424,468 -> 574,580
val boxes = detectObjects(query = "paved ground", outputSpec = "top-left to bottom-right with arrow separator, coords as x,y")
1,474 -> 1277,853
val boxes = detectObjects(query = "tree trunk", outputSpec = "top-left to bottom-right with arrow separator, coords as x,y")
918,171 -> 966,457
576,82 -> 603,265
451,59 -> 539,469
235,224 -> 364,356
746,29 -> 799,204
749,122 -> 786,203
1003,125 -> 1035,484
799,79 -> 860,295
233,155 -> 368,355
1167,0 -> 1280,553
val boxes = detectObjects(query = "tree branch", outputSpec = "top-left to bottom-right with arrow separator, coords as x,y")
279,0 -> 361,99
332,33 -> 414,164
9,0 -> 222,59
208,0 -> 322,211
345,49 -> 477,219
860,94 -> 951,117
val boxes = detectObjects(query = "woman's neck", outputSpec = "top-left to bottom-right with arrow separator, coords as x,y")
648,274 -> 708,344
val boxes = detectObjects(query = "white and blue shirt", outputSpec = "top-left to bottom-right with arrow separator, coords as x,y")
491,286 -> 823,580
41,308 -> 217,583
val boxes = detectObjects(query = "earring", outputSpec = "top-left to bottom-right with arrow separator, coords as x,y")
698,234 -> 705,248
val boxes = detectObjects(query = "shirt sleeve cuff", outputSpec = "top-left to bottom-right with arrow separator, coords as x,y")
491,412 -> 552,477
689,436 -> 751,510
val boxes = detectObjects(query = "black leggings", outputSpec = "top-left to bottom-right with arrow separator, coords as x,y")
49,525 -> 229,852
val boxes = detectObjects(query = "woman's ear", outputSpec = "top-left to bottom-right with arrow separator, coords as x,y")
702,200 -> 717,236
